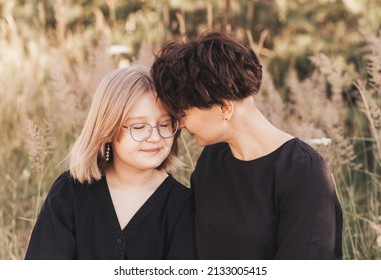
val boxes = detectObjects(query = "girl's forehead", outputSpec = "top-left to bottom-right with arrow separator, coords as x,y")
127,93 -> 169,117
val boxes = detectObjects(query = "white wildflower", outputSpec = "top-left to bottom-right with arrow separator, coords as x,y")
107,45 -> 132,56
309,137 -> 332,146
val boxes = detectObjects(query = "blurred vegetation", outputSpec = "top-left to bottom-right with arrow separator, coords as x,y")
0,0 -> 380,259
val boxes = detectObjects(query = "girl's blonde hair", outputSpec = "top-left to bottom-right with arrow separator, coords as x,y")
68,65 -> 182,184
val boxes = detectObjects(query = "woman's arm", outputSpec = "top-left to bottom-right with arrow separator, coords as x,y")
275,154 -> 342,260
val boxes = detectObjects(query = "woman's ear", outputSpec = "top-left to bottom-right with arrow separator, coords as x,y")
220,100 -> 234,120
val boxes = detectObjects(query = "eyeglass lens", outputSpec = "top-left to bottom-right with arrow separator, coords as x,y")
129,119 -> 178,142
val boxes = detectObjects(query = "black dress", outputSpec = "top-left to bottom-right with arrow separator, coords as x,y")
192,138 -> 342,260
25,171 -> 196,260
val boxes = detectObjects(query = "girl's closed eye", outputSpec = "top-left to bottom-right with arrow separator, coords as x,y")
131,124 -> 146,130
159,120 -> 171,128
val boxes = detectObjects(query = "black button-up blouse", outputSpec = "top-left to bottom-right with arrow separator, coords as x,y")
25,171 -> 196,260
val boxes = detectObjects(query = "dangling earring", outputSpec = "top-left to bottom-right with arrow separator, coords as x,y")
105,143 -> 110,162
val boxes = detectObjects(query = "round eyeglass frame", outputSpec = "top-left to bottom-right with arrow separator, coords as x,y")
122,119 -> 179,142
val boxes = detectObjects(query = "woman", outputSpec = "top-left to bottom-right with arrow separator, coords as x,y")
151,31 -> 343,259
25,65 -> 195,260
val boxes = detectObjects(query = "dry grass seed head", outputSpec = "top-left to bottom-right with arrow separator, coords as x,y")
24,119 -> 53,171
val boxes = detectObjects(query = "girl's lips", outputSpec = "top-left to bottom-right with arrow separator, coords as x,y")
141,147 -> 162,153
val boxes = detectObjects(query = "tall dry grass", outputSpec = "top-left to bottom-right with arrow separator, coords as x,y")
0,7 -> 116,259
0,5 -> 380,260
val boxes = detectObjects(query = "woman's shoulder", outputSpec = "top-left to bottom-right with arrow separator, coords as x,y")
275,138 -> 326,167
274,138 -> 334,194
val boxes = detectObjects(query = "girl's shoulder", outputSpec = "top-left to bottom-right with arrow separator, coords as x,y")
159,175 -> 194,226
40,171 -> 77,209
162,174 -> 193,204
164,174 -> 192,193
47,170 -> 94,198
49,171 -> 74,192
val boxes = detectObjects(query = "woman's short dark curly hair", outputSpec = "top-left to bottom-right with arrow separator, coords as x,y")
151,30 -> 263,117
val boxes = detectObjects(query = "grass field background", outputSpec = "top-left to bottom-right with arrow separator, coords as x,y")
0,0 -> 380,259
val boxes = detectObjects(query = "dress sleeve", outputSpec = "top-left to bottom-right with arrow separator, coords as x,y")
166,192 -> 197,260
275,154 -> 342,260
25,173 -> 76,259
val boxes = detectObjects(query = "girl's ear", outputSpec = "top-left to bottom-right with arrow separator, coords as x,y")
220,100 -> 234,120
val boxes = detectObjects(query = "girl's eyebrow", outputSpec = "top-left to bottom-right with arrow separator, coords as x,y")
126,116 -> 146,121
126,113 -> 171,122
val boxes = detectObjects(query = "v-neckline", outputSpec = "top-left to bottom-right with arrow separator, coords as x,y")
100,174 -> 171,234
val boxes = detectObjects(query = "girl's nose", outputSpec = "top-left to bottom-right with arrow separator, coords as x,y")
146,126 -> 161,142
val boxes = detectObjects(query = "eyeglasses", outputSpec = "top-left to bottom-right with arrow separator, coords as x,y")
123,119 -> 179,142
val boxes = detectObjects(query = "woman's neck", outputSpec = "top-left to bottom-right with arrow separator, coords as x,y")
225,100 -> 293,161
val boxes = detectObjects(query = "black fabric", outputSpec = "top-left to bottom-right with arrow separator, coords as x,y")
25,172 -> 196,260
192,138 -> 343,260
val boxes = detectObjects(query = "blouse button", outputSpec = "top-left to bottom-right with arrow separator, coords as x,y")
117,238 -> 123,244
